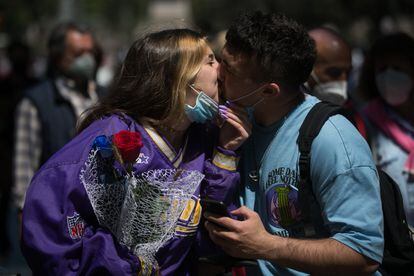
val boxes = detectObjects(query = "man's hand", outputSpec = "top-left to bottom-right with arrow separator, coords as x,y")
204,206 -> 274,259
218,104 -> 251,151
205,206 -> 379,275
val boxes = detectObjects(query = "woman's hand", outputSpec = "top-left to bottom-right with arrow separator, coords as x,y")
218,103 -> 252,151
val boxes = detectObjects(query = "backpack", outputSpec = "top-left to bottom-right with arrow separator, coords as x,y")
297,101 -> 414,275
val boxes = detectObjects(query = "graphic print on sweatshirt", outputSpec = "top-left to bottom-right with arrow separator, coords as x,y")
264,166 -> 301,228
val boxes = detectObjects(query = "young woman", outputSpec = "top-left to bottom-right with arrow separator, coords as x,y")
21,29 -> 250,275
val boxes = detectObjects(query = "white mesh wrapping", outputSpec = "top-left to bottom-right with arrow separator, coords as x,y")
80,149 -> 126,233
80,150 -> 204,268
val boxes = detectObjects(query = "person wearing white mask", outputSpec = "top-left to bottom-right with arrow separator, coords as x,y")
12,22 -> 106,217
306,27 -> 352,106
306,27 -> 370,138
359,32 -> 414,229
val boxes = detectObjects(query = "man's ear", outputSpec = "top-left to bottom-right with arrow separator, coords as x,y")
261,82 -> 281,98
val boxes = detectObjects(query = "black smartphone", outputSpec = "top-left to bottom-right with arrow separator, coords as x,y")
200,198 -> 229,217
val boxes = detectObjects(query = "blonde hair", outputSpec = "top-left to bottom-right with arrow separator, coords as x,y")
77,29 -> 209,132
168,33 -> 209,124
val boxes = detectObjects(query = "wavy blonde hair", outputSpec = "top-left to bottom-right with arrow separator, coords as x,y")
78,29 -> 209,132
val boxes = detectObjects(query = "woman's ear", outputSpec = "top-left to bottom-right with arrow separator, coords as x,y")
261,82 -> 280,98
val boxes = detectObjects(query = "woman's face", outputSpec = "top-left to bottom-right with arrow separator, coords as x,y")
190,48 -> 219,103
374,54 -> 414,106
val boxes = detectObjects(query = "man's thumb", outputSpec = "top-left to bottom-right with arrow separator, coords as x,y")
230,206 -> 253,219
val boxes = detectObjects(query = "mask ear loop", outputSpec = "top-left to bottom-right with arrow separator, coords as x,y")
187,84 -> 219,110
228,84 -> 267,103
188,84 -> 201,95
251,97 -> 265,108
310,71 -> 320,84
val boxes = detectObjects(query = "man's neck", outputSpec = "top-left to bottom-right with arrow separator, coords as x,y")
254,91 -> 305,127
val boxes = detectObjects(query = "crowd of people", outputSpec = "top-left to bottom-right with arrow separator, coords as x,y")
1,9 -> 414,276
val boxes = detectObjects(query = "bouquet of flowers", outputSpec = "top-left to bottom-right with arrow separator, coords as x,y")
80,130 -> 204,268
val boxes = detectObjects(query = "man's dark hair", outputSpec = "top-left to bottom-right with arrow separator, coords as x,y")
46,22 -> 93,77
226,11 -> 316,87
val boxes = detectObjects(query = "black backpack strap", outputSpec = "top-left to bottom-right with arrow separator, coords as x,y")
378,168 -> 414,274
297,101 -> 346,226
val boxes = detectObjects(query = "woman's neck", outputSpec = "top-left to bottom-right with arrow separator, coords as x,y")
157,116 -> 192,152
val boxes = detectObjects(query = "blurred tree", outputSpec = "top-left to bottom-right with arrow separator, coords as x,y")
191,0 -> 266,34
191,0 -> 414,48
1,0 -> 150,43
1,0 -> 58,37
79,0 -> 149,32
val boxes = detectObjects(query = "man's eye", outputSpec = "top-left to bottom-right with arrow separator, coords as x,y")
325,67 -> 347,78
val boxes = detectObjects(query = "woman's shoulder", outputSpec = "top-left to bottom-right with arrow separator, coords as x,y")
85,113 -> 140,134
42,114 -> 142,169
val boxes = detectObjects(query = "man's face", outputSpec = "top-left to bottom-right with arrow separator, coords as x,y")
218,46 -> 264,106
59,30 -> 94,74
313,42 -> 352,84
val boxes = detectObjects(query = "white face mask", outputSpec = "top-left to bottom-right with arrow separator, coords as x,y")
376,68 -> 413,106
313,81 -> 348,105
310,72 -> 348,105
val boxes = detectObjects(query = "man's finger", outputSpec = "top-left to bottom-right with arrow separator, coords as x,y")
204,213 -> 242,232
230,206 -> 255,219
205,221 -> 241,242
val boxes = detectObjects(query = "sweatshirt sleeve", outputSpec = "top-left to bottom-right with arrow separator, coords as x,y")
201,146 -> 240,211
195,146 -> 241,258
21,164 -> 142,275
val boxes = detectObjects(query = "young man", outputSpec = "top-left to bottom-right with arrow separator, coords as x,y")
205,11 -> 383,275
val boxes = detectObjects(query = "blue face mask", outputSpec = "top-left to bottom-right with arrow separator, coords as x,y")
185,85 -> 219,123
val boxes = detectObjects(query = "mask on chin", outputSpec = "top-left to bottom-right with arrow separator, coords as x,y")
65,53 -> 96,81
310,71 -> 348,105
184,85 -> 219,123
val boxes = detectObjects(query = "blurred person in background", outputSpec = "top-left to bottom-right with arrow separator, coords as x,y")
306,27 -> 352,106
0,40 -> 39,258
359,32 -> 414,229
306,27 -> 368,138
12,22 -> 106,217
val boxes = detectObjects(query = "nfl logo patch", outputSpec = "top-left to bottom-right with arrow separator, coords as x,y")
67,212 -> 85,239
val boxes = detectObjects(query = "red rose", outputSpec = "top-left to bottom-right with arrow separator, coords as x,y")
112,130 -> 143,163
